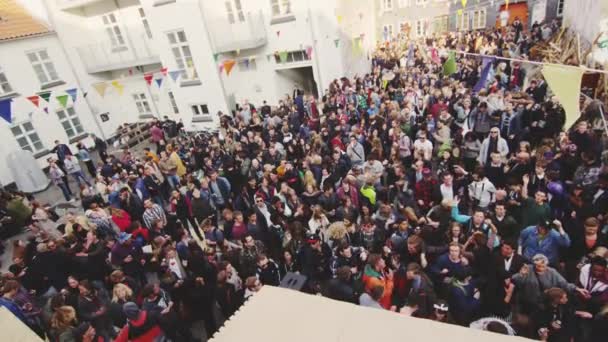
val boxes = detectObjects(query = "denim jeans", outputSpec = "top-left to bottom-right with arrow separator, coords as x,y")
57,182 -> 72,201
71,171 -> 91,187
166,174 -> 180,189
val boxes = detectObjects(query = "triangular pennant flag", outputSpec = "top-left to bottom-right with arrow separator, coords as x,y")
219,64 -> 225,73
461,0 -> 467,7
236,49 -> 241,56
473,57 -> 494,93
169,70 -> 181,82
457,9 -> 463,16
305,46 -> 313,59
160,67 -> 168,76
266,54 -> 271,62
334,39 -> 340,48
56,95 -> 69,108
243,59 -> 250,69
144,73 -> 154,85
337,15 -> 343,24
92,82 -> 108,98
38,91 -> 52,103
83,92 -> 88,98
43,107 -> 48,114
213,53 -> 219,62
505,0 -> 509,9
276,31 -> 280,37
111,80 -> 124,95
155,78 -> 163,88
542,65 -> 584,130
279,51 -> 288,63
442,51 -> 457,76
26,95 -> 40,108
224,60 -> 236,75
0,99 -> 13,123
65,88 -> 78,103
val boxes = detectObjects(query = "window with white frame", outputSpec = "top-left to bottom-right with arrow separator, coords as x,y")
56,106 -> 84,139
192,104 -> 210,118
237,59 -> 257,72
398,0 -> 409,7
11,121 -> 44,153
0,66 -> 14,95
102,13 -> 125,48
132,93 -> 152,116
138,8 -> 152,39
472,8 -> 486,29
274,50 -> 311,64
167,30 -> 197,81
416,19 -> 428,37
382,24 -> 394,40
416,0 -> 428,5
225,0 -> 245,24
433,15 -> 449,33
456,11 -> 470,31
382,0 -> 393,12
168,91 -> 179,114
270,0 -> 291,17
557,0 -> 565,17
26,49 -> 60,85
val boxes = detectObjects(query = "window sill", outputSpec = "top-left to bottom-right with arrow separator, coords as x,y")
180,79 -> 202,87
192,116 -> 213,123
68,133 -> 88,144
40,80 -> 66,90
153,0 -> 176,6
33,149 -> 51,159
138,114 -> 156,119
0,92 -> 20,101
112,45 -> 129,53
270,14 -> 296,25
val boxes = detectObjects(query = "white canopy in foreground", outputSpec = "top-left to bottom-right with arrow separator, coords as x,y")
0,307 -> 43,342
210,286 -> 532,342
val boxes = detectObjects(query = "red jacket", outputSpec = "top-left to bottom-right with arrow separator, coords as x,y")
115,311 -> 164,342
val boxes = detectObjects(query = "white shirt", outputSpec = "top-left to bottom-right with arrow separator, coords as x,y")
440,183 -> 454,202
413,139 -> 433,161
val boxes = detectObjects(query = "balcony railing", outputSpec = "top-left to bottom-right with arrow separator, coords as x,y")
207,10 -> 268,54
76,33 -> 160,73
57,0 -> 106,11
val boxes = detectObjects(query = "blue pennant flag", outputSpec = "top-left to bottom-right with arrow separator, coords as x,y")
65,88 -> 78,102
473,57 -> 494,93
0,98 -> 13,123
168,70 -> 181,82
155,78 -> 163,88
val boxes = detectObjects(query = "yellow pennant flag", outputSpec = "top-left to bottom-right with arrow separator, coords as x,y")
337,15 -> 343,24
111,80 -> 124,95
92,82 -> 108,98
541,65 -> 584,130
457,9 -> 463,16
505,0 -> 509,9
461,0 -> 467,7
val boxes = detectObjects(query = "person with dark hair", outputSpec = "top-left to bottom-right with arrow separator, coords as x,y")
326,266 -> 356,304
115,302 -> 165,342
255,254 -> 280,286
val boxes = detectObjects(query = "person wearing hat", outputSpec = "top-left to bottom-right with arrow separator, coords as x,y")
518,219 -> 570,266
115,302 -> 165,342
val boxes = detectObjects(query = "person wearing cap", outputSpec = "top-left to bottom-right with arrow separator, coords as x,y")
518,219 -> 570,265
115,302 -> 165,342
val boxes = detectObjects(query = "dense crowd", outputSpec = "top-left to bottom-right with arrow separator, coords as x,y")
1,18 -> 608,342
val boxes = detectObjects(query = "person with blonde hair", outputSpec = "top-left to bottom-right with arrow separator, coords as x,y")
109,283 -> 133,328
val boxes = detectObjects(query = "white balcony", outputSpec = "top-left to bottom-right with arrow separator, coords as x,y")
76,33 -> 160,73
57,0 -> 106,11
207,10 -> 268,54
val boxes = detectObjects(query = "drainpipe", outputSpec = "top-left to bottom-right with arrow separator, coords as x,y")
41,0 -> 107,140
306,4 -> 323,99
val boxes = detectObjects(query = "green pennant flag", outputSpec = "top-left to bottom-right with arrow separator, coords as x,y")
279,51 -> 288,63
334,39 -> 340,48
442,51 -> 457,76
213,53 -> 219,62
38,91 -> 52,103
56,95 -> 69,108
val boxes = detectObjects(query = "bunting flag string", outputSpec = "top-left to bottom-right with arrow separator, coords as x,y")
56,95 -> 69,108
93,82 -> 109,98
160,67 -> 168,76
65,88 -> 78,103
0,98 -> 12,123
38,91 -> 52,103
155,78 -> 163,88
144,73 -> 154,85
223,60 -> 236,76
111,81 -> 124,95
26,95 -> 40,108
169,70 -> 181,82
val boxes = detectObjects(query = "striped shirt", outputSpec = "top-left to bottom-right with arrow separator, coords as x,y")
142,204 -> 166,229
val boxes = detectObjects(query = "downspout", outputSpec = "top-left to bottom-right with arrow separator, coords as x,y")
306,4 -> 323,99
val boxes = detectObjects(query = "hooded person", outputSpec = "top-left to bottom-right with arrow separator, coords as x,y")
114,302 -> 165,342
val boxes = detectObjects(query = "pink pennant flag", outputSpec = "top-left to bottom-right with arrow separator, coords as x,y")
305,46 -> 313,59
160,67 -> 168,76
144,73 -> 153,85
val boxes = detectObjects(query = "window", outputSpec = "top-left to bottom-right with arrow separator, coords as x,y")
168,91 -> 179,114
237,58 -> 257,72
274,50 -> 311,64
225,0 -> 245,24
132,93 -> 152,116
11,121 -> 44,153
56,106 -> 84,139
270,0 -> 291,17
139,8 -> 152,39
456,11 -> 470,31
416,0 -> 428,5
433,15 -> 449,33
167,30 -> 197,80
192,104 -> 210,117
399,21 -> 410,33
26,49 -> 59,85
382,0 -> 393,12
557,0 -> 565,17
471,8 -> 486,29
0,66 -> 14,95
102,13 -> 125,48
398,0 -> 409,7
382,25 -> 394,40
416,19 -> 428,37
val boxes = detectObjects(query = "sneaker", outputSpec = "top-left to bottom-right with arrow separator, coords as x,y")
68,198 -> 76,202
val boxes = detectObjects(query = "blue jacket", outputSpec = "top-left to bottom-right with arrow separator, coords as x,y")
518,225 -> 570,264
0,297 -> 28,324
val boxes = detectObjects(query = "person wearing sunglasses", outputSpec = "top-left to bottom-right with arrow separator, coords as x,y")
478,126 -> 509,167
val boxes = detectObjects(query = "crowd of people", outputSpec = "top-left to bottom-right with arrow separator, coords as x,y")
1,17 -> 608,342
